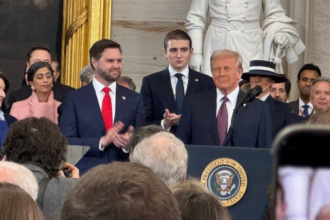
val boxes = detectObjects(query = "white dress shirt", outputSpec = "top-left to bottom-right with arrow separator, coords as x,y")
168,65 -> 189,97
216,86 -> 239,132
92,78 -> 117,151
259,93 -> 271,102
299,98 -> 313,115
92,78 -> 116,122
161,65 -> 190,129
0,110 -> 4,121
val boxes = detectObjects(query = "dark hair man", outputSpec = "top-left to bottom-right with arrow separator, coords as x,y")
61,162 -> 181,220
270,80 -> 291,103
7,43 -> 74,111
140,29 -> 215,133
58,39 -> 145,174
289,63 -> 321,118
176,50 -> 272,148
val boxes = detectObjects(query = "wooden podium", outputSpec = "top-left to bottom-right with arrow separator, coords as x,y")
185,145 -> 273,220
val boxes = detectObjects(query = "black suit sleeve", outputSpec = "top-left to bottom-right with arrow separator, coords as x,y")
140,77 -> 161,125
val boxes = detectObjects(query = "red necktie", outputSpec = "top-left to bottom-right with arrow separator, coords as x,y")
217,96 -> 228,145
102,87 -> 112,131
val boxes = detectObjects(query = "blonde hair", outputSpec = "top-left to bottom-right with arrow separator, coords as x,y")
210,49 -> 243,73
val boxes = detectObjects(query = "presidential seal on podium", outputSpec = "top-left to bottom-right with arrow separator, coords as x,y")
201,158 -> 248,207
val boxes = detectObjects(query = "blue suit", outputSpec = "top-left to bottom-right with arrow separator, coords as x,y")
265,96 -> 305,138
176,89 -> 273,148
141,67 -> 215,133
58,83 -> 145,174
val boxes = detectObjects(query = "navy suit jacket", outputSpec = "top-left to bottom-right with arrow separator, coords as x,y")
176,89 -> 273,148
265,96 -> 304,138
58,83 -> 145,174
141,67 -> 215,132
289,99 -> 299,114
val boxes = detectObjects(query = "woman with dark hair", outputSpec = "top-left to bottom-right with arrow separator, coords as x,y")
0,182 -> 44,220
0,72 -> 17,146
10,61 -> 60,123
2,117 -> 79,219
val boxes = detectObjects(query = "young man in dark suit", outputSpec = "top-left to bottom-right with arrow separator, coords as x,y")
289,64 -> 321,118
58,39 -> 145,174
176,50 -> 272,148
141,30 -> 215,133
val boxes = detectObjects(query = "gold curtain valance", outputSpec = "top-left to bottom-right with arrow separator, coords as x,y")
61,0 -> 112,88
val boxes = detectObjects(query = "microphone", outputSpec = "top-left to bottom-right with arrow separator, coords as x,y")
240,86 -> 262,106
228,86 -> 262,146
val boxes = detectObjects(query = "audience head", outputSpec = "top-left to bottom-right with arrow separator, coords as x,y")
51,57 -> 60,82
316,205 -> 330,220
128,124 -> 166,152
170,179 -> 231,220
130,131 -> 188,186
0,72 -> 9,110
308,110 -> 330,124
27,61 -> 53,95
2,117 -> 67,178
79,64 -> 95,86
210,50 -> 243,95
0,161 -> 38,201
89,39 -> 122,85
117,76 -> 136,91
0,182 -> 44,220
310,76 -> 330,112
163,29 -> 193,73
270,80 -> 291,103
297,63 -> 321,100
61,162 -> 181,220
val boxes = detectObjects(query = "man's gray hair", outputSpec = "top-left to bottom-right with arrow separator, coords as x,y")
130,131 -> 188,186
0,161 -> 38,200
80,64 -> 95,84
311,76 -> 330,94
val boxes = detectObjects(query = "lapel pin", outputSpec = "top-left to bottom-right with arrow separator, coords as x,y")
122,96 -> 126,100
195,78 -> 199,82
243,103 -> 246,107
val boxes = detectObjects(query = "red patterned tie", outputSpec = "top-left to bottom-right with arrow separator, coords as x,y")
102,87 -> 112,131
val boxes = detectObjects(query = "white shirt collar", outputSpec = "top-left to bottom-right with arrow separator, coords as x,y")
0,110 -> 4,121
216,86 -> 239,106
299,97 -> 313,108
168,65 -> 189,78
259,93 -> 271,102
92,78 -> 117,95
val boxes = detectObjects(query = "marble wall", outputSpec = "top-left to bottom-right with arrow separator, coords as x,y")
111,0 -> 329,100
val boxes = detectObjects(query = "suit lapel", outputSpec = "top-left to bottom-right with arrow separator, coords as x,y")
84,83 -> 106,133
265,96 -> 280,115
186,68 -> 200,96
157,69 -> 176,112
204,90 -> 220,145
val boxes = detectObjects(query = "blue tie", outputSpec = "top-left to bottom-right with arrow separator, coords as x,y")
302,105 -> 309,118
175,73 -> 184,114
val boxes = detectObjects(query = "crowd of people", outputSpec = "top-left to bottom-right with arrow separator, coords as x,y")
0,28 -> 329,220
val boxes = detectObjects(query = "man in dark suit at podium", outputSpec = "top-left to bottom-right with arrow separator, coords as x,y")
7,44 -> 74,111
58,39 -> 145,174
141,30 -> 215,133
176,50 -> 272,148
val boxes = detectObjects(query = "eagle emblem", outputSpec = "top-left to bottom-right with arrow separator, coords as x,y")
216,170 -> 236,195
